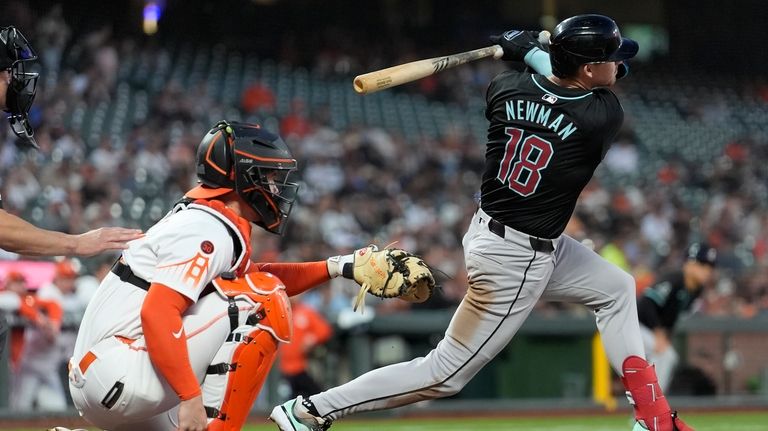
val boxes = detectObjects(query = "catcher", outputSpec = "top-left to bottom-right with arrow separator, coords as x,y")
58,121 -> 433,431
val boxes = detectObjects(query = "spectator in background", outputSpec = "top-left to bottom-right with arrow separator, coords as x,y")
604,133 -> 639,174
279,295 -> 333,399
241,80 -> 276,114
280,98 -> 313,139
640,200 -> 673,248
73,254 -> 117,304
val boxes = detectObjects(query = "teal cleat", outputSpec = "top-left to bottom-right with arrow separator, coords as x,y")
269,395 -> 331,431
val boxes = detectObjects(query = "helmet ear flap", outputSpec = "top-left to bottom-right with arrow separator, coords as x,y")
616,62 -> 630,80
196,123 -> 236,189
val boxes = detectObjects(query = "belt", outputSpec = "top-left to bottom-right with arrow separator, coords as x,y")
111,259 -> 217,297
111,259 -> 150,291
487,218 -> 554,253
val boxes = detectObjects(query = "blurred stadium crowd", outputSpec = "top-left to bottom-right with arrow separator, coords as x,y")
1,2 -> 768,411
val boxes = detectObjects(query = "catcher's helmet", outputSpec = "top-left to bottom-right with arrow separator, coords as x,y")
186,121 -> 299,235
549,14 -> 638,78
1,26 -> 38,147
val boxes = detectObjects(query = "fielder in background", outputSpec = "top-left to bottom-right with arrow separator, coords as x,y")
638,243 -> 717,392
0,26 -> 143,257
14,261 -> 80,412
60,120 -> 429,431
278,295 -> 333,399
271,14 -> 693,431
0,271 -> 62,384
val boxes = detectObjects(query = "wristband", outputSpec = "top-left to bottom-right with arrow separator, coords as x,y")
326,253 -> 354,278
524,48 -> 553,76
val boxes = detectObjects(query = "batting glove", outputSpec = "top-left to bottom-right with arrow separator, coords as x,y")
490,30 -> 546,62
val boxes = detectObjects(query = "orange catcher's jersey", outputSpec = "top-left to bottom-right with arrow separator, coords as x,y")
73,203 -> 250,358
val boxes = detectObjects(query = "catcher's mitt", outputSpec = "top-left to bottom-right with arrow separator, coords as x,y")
343,246 -> 436,313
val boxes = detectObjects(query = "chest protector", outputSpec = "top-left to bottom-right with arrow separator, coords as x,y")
212,272 -> 292,343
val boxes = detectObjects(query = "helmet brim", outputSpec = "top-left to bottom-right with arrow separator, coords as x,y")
608,38 -> 638,62
185,185 -> 233,199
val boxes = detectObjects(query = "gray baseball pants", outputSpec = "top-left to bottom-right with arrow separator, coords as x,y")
311,208 -> 645,420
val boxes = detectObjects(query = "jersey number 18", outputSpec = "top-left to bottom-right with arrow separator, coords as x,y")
496,127 -> 553,196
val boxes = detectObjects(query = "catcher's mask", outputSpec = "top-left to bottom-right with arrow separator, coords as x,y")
1,26 -> 38,147
549,14 -> 638,79
186,120 -> 299,235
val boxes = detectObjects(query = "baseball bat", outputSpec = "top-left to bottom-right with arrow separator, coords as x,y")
353,31 -> 550,95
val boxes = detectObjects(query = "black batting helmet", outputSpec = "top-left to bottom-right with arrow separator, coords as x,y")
549,14 -> 638,79
1,26 -> 39,147
186,121 -> 299,235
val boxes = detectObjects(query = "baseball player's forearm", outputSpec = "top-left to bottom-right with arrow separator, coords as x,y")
141,283 -> 201,401
252,261 -> 330,297
0,209 -> 78,255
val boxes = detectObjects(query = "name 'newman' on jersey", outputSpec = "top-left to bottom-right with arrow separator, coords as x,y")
505,99 -> 578,140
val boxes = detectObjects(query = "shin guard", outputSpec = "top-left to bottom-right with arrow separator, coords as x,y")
204,328 -> 279,431
622,356 -> 684,431
203,272 -> 293,431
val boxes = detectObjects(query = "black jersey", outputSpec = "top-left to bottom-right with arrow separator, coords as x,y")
480,70 -> 624,238
637,271 -> 702,331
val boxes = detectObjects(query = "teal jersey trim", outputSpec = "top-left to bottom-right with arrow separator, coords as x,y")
531,75 -> 593,100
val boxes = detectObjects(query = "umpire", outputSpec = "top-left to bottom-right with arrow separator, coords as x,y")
0,26 -> 142,256
638,243 -> 717,391
1,26 -> 141,358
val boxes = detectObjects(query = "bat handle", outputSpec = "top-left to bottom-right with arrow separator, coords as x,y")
538,30 -> 551,46
492,45 -> 504,59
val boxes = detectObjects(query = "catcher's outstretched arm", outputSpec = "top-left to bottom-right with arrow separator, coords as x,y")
252,261 -> 331,297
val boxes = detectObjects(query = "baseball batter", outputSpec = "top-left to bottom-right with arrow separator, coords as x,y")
271,15 -> 692,431
61,121 -> 389,431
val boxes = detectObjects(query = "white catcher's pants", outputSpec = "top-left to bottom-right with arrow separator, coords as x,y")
68,289 -> 241,431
